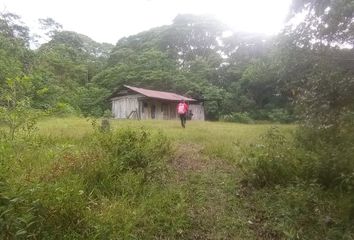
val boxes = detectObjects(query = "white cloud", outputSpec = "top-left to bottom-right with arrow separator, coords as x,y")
0,0 -> 292,44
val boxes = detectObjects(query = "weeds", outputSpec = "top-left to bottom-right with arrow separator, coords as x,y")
240,126 -> 354,238
0,122 -> 186,239
241,126 -> 354,191
5,117 -> 352,239
239,127 -> 298,187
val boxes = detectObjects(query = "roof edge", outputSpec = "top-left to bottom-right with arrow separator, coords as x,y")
123,85 -> 196,102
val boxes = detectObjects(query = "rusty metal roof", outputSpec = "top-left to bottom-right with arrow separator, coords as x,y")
124,85 -> 196,102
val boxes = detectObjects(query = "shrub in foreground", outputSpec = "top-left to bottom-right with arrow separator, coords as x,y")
248,183 -> 354,239
92,127 -> 170,180
240,126 -> 354,191
239,127 -> 298,187
240,126 -> 354,238
0,127 -> 186,239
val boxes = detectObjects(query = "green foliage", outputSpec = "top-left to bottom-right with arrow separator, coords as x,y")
93,127 -> 170,181
93,14 -> 289,120
240,124 -> 354,238
94,48 -> 180,90
0,12 -> 30,45
100,118 -> 110,132
75,85 -> 110,117
294,125 -> 354,190
38,17 -> 62,37
32,30 -> 113,116
247,184 -> 354,239
290,0 -> 354,45
0,13 -> 33,84
282,1 -> 354,127
0,11 -> 297,121
102,109 -> 112,118
240,127 -> 297,187
0,177 -> 92,239
0,123 -> 189,239
1,2 -> 354,238
90,186 -> 189,239
241,125 -> 354,191
6,117 -> 354,239
266,108 -> 295,123
51,102 -> 77,116
0,183 -> 41,239
0,76 -> 40,139
0,34 -> 30,82
221,112 -> 254,124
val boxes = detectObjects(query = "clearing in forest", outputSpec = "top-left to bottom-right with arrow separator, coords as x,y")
2,118 -> 293,239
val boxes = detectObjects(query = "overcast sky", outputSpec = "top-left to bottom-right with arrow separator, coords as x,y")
1,0 -> 292,44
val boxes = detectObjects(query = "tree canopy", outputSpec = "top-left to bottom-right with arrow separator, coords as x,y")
0,6 -> 353,122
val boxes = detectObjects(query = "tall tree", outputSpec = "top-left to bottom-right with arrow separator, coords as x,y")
282,0 -> 354,126
33,30 -> 113,115
161,14 -> 225,69
289,0 -> 354,46
39,17 -> 63,38
0,12 -> 33,85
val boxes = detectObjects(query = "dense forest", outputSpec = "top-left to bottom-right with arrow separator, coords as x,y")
1,0 -> 354,238
1,1 -> 353,123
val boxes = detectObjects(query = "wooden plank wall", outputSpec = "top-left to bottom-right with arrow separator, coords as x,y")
112,95 -> 205,120
140,100 -> 176,120
189,103 -> 205,120
111,94 -> 141,118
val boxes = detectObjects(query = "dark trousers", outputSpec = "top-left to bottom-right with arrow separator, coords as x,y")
179,114 -> 186,128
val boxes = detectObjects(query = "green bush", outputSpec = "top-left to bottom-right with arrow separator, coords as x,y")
102,109 -> 112,118
221,112 -> 254,123
221,109 -> 295,123
82,127 -> 172,198
266,108 -> 296,123
0,183 -> 41,240
249,184 -> 354,239
240,127 -> 298,187
52,102 -> 77,117
241,125 -> 354,191
0,181 -> 93,240
93,127 -> 170,181
241,127 -> 354,191
240,125 -> 354,238
294,126 -> 354,190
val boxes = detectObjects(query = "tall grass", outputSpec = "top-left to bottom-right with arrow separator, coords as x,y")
6,117 -> 352,239
240,126 -> 354,239
0,121 -> 190,239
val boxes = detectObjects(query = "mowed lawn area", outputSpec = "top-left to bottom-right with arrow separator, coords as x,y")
2,117 -> 294,239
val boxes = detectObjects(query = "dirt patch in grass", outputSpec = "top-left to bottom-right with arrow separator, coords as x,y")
171,143 -> 209,172
171,143 -> 233,173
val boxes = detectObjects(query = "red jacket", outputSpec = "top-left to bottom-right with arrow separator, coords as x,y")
177,102 -> 189,114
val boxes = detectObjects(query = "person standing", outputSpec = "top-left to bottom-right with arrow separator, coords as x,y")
177,100 -> 189,128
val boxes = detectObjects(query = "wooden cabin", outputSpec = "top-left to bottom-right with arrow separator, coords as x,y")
110,85 -> 205,120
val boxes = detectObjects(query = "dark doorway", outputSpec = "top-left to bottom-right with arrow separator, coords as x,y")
151,104 -> 156,119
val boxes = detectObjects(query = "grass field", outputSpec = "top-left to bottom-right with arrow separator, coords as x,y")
0,118 -> 307,239
38,117 -> 293,162
35,118 -> 292,238
3,118 -> 353,239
